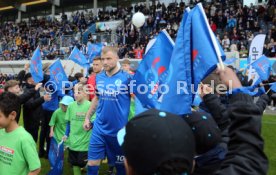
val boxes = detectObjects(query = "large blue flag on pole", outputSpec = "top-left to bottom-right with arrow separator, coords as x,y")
132,30 -> 174,109
191,3 -> 226,93
48,138 -> 64,175
69,46 -> 89,67
49,59 -> 68,91
30,47 -> 43,83
160,8 -> 192,115
87,43 -> 103,63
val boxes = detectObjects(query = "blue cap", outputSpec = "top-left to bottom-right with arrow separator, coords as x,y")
59,95 -> 74,106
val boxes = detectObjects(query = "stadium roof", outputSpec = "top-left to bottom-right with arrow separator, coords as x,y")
0,0 -> 47,11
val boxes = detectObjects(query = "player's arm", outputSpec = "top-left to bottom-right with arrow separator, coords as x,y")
62,122 -> 70,141
49,111 -> 57,138
49,126 -> 54,137
28,168 -> 41,175
83,95 -> 99,130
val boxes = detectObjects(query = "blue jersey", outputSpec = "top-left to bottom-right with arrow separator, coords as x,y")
135,97 -> 147,115
42,89 -> 61,112
93,70 -> 131,136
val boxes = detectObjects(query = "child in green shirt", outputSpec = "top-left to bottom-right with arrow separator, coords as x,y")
49,95 -> 74,143
0,92 -> 41,175
64,83 -> 91,175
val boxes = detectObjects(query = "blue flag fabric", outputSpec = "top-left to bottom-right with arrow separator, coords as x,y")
270,82 -> 276,92
49,60 -> 68,91
193,94 -> 202,107
230,86 -> 265,97
224,57 -> 237,65
48,138 -> 64,175
30,47 -> 43,83
133,30 -> 174,109
48,137 -> 58,168
87,43 -> 102,63
191,4 -> 226,93
160,9 -> 192,115
251,55 -> 271,81
254,86 -> 265,96
69,46 -> 89,67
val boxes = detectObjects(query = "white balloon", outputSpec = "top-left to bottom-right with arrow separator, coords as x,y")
132,12 -> 145,28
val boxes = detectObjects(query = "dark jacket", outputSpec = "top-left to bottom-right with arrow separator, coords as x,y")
17,70 -> 26,86
196,93 -> 269,175
202,94 -> 230,131
202,93 -> 269,129
216,93 -> 268,175
16,88 -> 37,123
23,83 -> 45,128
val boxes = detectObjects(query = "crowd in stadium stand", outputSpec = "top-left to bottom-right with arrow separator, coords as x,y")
0,0 -> 275,61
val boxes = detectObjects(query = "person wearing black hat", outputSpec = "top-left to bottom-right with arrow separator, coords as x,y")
117,109 -> 195,175
17,63 -> 30,87
23,73 -> 51,143
184,111 -> 225,175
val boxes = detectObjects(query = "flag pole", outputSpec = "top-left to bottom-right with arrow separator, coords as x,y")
198,3 -> 224,70
266,88 -> 271,94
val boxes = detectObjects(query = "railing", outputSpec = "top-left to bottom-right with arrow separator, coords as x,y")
91,32 -> 120,45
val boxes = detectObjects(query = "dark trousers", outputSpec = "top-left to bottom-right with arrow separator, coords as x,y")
25,124 -> 39,143
39,110 -> 53,157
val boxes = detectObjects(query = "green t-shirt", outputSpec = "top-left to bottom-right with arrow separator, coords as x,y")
0,127 -> 41,175
65,100 -> 91,151
49,108 -> 66,143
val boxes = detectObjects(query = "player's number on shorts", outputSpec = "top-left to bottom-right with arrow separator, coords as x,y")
116,156 -> 125,162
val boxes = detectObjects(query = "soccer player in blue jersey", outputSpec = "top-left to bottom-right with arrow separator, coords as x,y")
83,46 -> 131,175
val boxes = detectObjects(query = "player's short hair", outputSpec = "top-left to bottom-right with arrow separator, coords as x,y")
88,67 -> 93,75
4,80 -> 19,92
74,73 -> 84,81
93,56 -> 101,62
102,46 -> 119,58
0,92 -> 21,120
122,58 -> 131,65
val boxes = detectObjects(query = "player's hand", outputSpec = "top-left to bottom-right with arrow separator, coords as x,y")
24,63 -> 30,71
35,83 -> 43,91
199,83 -> 213,98
83,118 -> 92,131
49,131 -> 54,138
62,136 -> 68,142
43,94 -> 51,101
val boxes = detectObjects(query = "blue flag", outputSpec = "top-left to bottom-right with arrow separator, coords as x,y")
133,30 -> 174,109
251,55 -> 271,81
270,82 -> 276,92
49,60 -> 68,91
87,43 -> 102,63
160,9 -> 192,115
69,46 -> 89,67
224,57 -> 237,65
48,138 -> 64,175
191,4 -> 225,93
192,94 -> 202,107
30,47 -> 43,83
